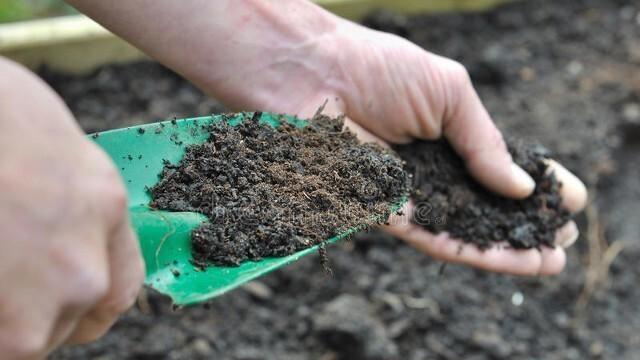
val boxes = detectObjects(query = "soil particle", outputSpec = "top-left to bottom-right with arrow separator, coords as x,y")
312,294 -> 399,360
150,114 -> 408,266
471,324 -> 513,358
134,324 -> 188,357
395,139 -> 571,249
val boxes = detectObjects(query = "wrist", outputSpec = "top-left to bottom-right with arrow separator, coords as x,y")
68,0 -> 350,113
197,0 -> 345,110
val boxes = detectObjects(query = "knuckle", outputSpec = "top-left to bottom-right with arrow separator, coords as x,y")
86,144 -> 127,200
106,262 -> 145,316
97,177 -> 129,225
76,143 -> 129,226
98,156 -> 123,184
435,58 -> 473,118
446,60 -> 472,87
55,253 -> 110,304
74,265 -> 110,303
101,292 -> 137,318
106,182 -> 129,217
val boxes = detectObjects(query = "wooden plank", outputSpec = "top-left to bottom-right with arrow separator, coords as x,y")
318,0 -> 515,20
0,16 -> 144,73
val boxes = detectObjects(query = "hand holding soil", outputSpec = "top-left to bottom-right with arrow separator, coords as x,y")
316,32 -> 588,275
81,0 -> 587,275
388,141 -> 587,276
292,20 -> 588,276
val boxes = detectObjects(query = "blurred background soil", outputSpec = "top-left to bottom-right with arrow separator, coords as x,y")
49,0 -> 640,358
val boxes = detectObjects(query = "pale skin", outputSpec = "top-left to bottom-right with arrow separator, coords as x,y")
0,0 -> 587,358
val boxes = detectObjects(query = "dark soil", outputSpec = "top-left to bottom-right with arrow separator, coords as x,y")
149,115 -> 408,266
396,140 -> 570,249
48,0 -> 640,359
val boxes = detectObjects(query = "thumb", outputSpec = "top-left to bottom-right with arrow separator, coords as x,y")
439,59 -> 535,199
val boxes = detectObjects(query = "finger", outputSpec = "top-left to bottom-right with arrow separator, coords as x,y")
545,159 -> 588,213
45,308 -> 86,354
47,224 -> 112,348
66,221 -> 144,344
399,225 -> 566,276
0,290 -> 61,359
0,306 -> 59,359
440,62 -> 535,199
554,220 -> 579,249
537,246 -> 567,276
384,202 -> 567,276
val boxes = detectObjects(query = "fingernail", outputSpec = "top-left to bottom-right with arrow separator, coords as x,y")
511,163 -> 536,196
545,159 -> 588,212
557,221 -> 579,248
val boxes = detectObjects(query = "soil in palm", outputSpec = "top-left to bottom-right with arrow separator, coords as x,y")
395,139 -> 571,249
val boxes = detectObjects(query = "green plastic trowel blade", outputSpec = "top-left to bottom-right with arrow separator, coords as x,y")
90,112 -> 405,306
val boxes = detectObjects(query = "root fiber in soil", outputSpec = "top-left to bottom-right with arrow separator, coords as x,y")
395,139 -> 571,249
150,114 -> 408,266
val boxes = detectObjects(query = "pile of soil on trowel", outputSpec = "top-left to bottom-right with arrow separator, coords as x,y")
395,139 -> 571,249
150,113 -> 409,266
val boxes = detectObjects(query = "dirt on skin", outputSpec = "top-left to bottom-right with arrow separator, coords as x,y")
396,140 -> 570,249
150,114 -> 409,266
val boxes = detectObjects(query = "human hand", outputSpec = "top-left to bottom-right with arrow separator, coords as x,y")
72,0 -> 587,275
0,58 -> 144,359
220,16 -> 587,276
329,23 -> 589,276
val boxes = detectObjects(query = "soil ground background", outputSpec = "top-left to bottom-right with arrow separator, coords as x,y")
49,0 -> 640,358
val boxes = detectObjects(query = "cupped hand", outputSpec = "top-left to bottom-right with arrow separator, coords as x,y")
0,58 -> 144,359
384,159 -> 586,276
225,18 -> 587,275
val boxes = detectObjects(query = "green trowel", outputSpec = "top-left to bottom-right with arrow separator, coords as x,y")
90,112 -> 405,306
